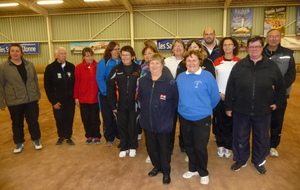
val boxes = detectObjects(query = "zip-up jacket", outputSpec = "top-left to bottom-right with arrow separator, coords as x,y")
138,71 -> 178,133
0,57 -> 40,108
74,59 -> 99,104
263,44 -> 296,96
106,62 -> 140,111
225,55 -> 286,116
44,59 -> 75,105
202,39 -> 220,62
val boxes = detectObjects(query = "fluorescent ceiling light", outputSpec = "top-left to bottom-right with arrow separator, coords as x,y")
37,1 -> 63,4
0,3 -> 19,7
84,0 -> 110,2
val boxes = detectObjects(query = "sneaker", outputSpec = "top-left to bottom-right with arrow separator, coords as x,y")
270,148 -> 279,157
137,134 -> 142,140
145,155 -> 151,163
182,171 -> 199,179
33,140 -> 43,150
55,137 -> 65,145
93,138 -> 101,145
119,150 -> 127,158
85,137 -> 93,144
66,139 -> 75,145
217,147 -> 225,157
231,162 -> 247,171
255,164 -> 267,174
185,155 -> 189,162
13,143 -> 24,154
200,176 -> 209,185
106,141 -> 113,147
224,148 -> 231,158
129,149 -> 136,157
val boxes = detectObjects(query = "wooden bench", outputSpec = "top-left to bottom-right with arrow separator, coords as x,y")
34,64 -> 47,73
296,63 -> 300,73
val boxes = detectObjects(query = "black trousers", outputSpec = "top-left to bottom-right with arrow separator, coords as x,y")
8,101 -> 41,144
100,95 -> 118,141
213,100 -> 233,149
80,103 -> 101,138
145,130 -> 172,175
270,99 -> 287,149
179,115 -> 211,177
117,109 -> 138,151
53,97 -> 75,139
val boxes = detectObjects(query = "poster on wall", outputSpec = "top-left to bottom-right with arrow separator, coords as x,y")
156,39 -> 202,51
231,7 -> 252,37
70,41 -> 110,54
297,6 -> 300,36
264,7 -> 286,36
0,43 -> 39,54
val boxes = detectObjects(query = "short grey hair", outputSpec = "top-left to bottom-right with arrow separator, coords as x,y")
54,47 -> 66,55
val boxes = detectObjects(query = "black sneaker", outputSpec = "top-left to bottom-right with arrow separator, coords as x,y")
66,139 -> 75,145
231,162 -> 247,171
255,165 -> 266,174
55,137 -> 65,145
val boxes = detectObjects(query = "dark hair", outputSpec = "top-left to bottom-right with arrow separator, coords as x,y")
142,46 -> 158,55
183,49 -> 205,66
247,36 -> 264,47
103,41 -> 120,59
121,45 -> 136,57
219,37 -> 239,56
82,47 -> 94,59
186,39 -> 208,59
8,43 -> 24,56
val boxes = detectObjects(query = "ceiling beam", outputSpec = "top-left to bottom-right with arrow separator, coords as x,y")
17,0 -> 48,17
120,0 -> 132,13
224,0 -> 232,8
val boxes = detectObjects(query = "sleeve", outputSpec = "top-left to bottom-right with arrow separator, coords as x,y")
171,79 -> 179,109
274,65 -> 287,108
224,66 -> 236,111
208,74 -> 220,109
284,51 -> 296,89
73,65 -> 80,100
0,64 -> 6,109
31,62 -> 41,99
44,65 -> 56,105
96,58 -> 107,96
106,67 -> 117,110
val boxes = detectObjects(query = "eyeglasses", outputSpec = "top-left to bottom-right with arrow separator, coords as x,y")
268,35 -> 280,39
248,46 -> 262,50
223,44 -> 234,47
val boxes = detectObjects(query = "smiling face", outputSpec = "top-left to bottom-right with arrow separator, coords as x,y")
203,28 -> 215,45
266,30 -> 281,49
223,39 -> 235,55
56,48 -> 67,63
111,44 -> 120,60
83,52 -> 94,64
9,46 -> 23,61
186,54 -> 201,74
149,59 -> 163,76
121,50 -> 134,66
188,42 -> 201,51
143,47 -> 154,63
172,42 -> 185,57
248,41 -> 263,61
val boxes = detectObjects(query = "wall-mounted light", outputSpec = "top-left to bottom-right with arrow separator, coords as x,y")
37,1 -> 63,5
0,3 -> 19,7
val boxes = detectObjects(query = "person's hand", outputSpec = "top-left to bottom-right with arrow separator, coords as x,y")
112,109 -> 117,113
220,93 -> 225,101
270,104 -> 277,110
225,110 -> 232,117
75,99 -> 80,106
53,102 -> 61,110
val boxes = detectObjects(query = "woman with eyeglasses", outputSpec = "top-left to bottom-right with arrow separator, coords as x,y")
213,37 -> 241,159
96,41 -> 121,146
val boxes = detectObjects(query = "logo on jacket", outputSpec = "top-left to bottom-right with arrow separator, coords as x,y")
160,94 -> 166,100
194,80 -> 202,88
67,72 -> 71,77
57,73 -> 62,79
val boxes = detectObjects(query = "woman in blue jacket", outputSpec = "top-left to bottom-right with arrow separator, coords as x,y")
138,53 -> 178,185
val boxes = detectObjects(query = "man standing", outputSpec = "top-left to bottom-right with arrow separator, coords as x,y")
225,36 -> 286,174
44,47 -> 76,146
202,27 -> 220,62
263,29 -> 296,157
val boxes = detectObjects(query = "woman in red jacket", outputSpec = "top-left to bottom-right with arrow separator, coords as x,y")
74,47 -> 101,144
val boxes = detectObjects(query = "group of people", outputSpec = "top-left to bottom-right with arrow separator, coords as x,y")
0,27 -> 296,186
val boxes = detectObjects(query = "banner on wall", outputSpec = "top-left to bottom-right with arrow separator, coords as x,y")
231,7 -> 252,37
0,43 -> 39,54
264,7 -> 286,36
297,6 -> 300,36
156,39 -> 202,51
70,41 -> 110,54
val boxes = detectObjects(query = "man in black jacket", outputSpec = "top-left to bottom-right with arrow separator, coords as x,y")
44,47 -> 76,146
263,29 -> 296,157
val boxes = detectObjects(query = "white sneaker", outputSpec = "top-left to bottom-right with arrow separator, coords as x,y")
224,148 -> 231,158
33,140 -> 43,150
200,176 -> 209,185
217,147 -> 225,157
185,155 -> 189,162
119,150 -> 127,158
182,171 -> 199,179
13,143 -> 24,154
145,155 -> 151,163
137,134 -> 142,140
129,149 -> 136,157
270,148 -> 279,157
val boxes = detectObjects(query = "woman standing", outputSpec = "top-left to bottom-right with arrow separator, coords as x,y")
106,46 -> 141,158
214,37 -> 241,158
96,41 -> 121,146
138,53 -> 178,184
0,43 -> 42,153
177,50 -> 219,185
74,47 -> 101,144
